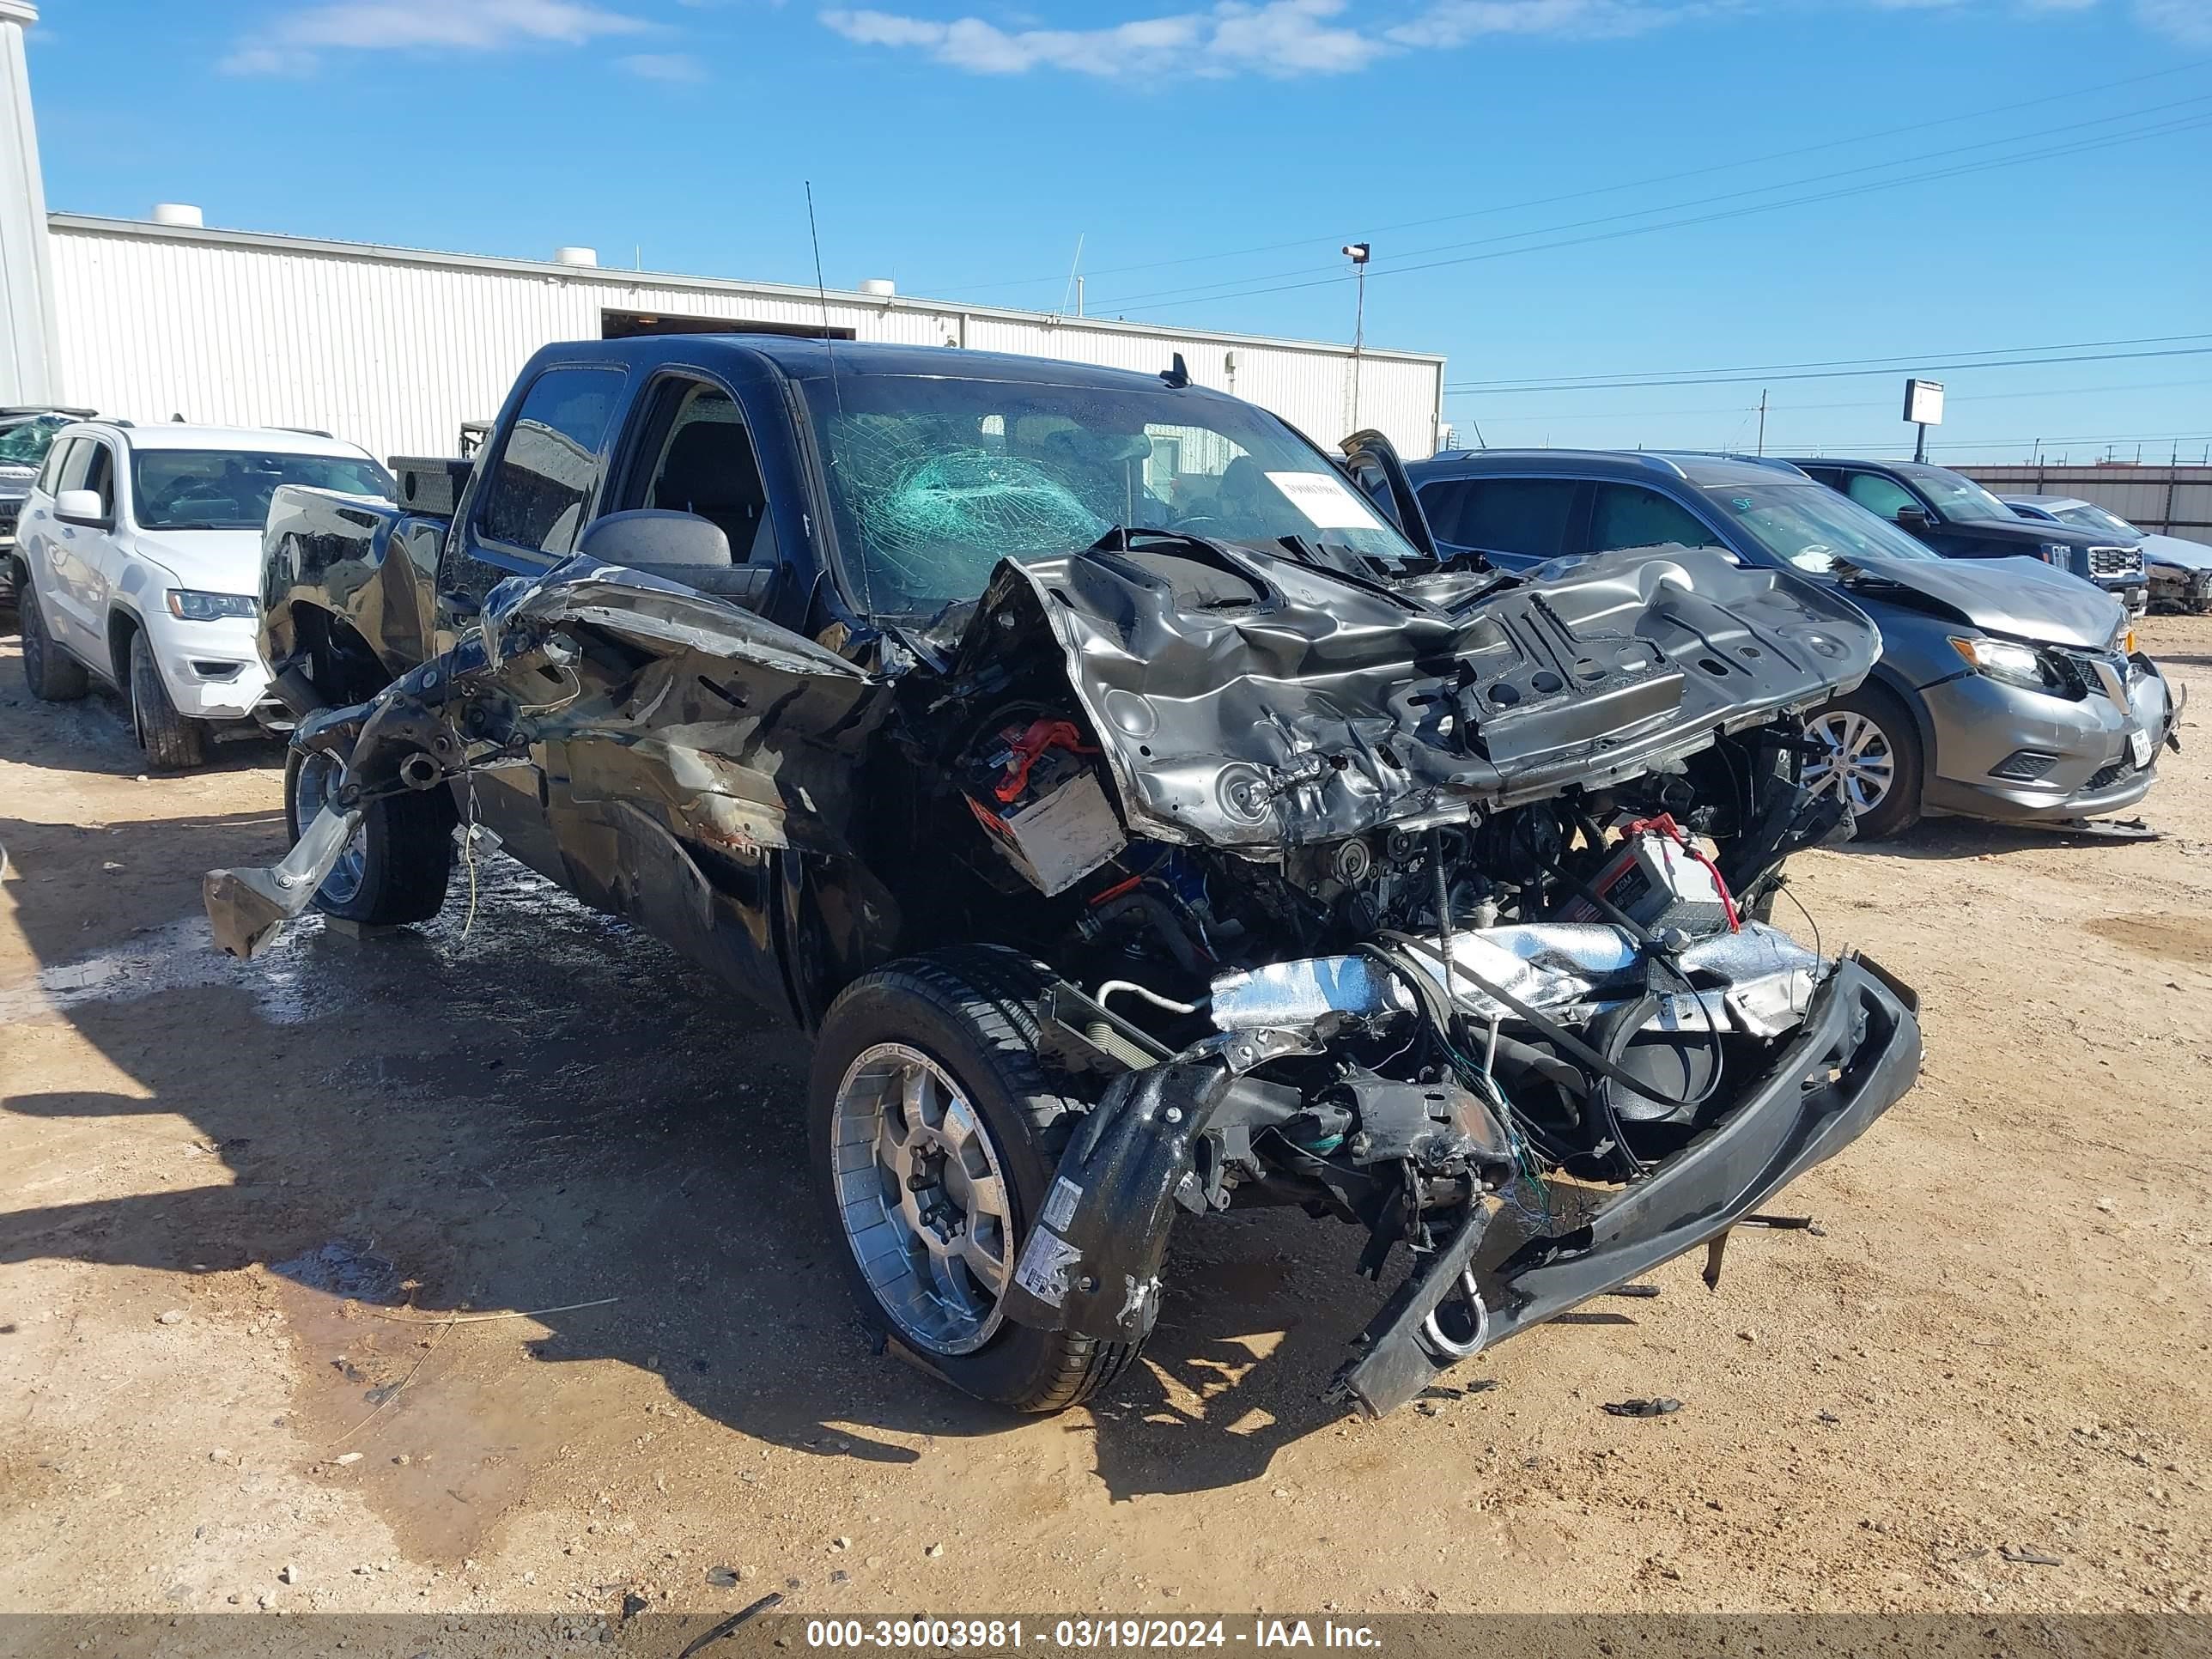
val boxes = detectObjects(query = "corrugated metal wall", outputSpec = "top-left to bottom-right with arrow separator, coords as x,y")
1958,465 -> 2212,548
46,218 -> 1443,467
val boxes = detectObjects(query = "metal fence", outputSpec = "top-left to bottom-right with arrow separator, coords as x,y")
1955,465 -> 2212,548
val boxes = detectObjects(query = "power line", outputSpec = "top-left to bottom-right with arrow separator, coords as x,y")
1101,110 -> 2212,318
1099,91 -> 2212,311
1788,428 -> 2212,453
1444,343 -> 2212,398
1449,333 -> 2212,393
1474,376 -> 2212,424
936,57 -> 2212,297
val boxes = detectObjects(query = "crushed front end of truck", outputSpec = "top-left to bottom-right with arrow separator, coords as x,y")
209,531 -> 1922,1416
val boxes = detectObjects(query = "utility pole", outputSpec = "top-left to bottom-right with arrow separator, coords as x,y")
1342,242 -> 1370,432
1756,389 -> 1767,456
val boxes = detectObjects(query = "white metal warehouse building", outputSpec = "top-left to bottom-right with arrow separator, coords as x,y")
31,210 -> 1446,469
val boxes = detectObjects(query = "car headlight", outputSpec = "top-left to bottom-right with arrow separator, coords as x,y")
165,589 -> 257,621
2039,543 -> 2075,567
1948,634 -> 2051,690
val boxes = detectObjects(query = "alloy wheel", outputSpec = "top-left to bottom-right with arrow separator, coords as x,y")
294,750 -> 370,906
1804,709 -> 1897,817
830,1042 -> 1013,1356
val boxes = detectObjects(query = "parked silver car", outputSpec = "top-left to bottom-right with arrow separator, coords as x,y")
1404,450 -> 2186,838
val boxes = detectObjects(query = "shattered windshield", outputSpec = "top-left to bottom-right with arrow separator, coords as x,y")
799,370 -> 1416,616
0,415 -> 67,468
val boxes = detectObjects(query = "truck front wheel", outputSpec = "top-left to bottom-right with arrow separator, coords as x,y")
808,948 -> 1141,1413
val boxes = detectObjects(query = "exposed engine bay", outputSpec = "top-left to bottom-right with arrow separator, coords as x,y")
207,532 -> 1923,1416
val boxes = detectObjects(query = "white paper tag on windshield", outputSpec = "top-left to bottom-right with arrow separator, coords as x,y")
1264,471 -> 1386,532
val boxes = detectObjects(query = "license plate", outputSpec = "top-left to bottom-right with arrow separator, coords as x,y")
2128,727 -> 2154,769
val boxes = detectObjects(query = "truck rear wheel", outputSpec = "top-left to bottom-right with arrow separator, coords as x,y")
808,948 -> 1141,1413
284,746 -> 454,927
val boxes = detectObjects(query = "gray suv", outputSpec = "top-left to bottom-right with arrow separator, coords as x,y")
1404,450 -> 2184,838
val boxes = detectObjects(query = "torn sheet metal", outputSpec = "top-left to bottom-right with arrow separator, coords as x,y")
945,539 -> 1881,851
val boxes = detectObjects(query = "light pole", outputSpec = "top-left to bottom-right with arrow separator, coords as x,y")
1342,242 -> 1369,432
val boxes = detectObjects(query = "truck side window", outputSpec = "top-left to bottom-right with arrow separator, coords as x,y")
633,380 -> 777,565
1589,485 -> 1723,554
1844,472 -> 1918,521
1413,479 -> 1471,545
1451,478 -> 1577,560
475,365 -> 627,558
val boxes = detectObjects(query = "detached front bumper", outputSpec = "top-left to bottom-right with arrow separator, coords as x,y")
1005,953 -> 1923,1418
1330,954 -> 1922,1415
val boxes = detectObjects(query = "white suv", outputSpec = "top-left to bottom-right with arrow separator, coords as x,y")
15,422 -> 393,768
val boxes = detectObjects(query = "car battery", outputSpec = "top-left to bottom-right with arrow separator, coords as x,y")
1559,816 -> 1733,933
965,718 -> 1127,896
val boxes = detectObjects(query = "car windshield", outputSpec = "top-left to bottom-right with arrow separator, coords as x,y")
2053,501 -> 2141,539
798,371 -> 1418,617
1703,481 -> 1943,573
0,415 -> 67,468
131,448 -> 394,530
1893,463 -> 2018,525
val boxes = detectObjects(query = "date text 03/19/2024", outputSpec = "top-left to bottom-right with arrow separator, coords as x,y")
802,1620 -> 1385,1650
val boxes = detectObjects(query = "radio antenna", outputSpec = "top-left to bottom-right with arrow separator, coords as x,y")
805,180 -> 868,620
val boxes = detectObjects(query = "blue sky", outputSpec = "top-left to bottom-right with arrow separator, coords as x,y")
23,0 -> 2212,459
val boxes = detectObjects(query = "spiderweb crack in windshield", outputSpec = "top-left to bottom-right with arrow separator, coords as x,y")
831,414 -> 1109,597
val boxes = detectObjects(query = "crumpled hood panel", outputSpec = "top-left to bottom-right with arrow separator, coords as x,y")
1837,554 -> 2124,649
957,540 -> 1880,849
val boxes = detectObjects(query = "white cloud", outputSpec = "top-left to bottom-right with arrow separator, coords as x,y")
621,50 -> 711,77
822,0 -> 1386,77
1385,0 -> 1682,45
2133,0 -> 2212,38
224,0 -> 651,74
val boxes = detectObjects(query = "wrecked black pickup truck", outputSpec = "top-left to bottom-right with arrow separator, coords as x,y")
206,337 -> 1922,1418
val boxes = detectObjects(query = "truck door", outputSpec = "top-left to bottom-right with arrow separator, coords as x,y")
438,364 -> 629,875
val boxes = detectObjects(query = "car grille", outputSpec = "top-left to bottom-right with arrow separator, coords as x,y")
2045,645 -> 2129,704
0,499 -> 21,535
2087,757 -> 2135,791
2088,544 -> 2143,579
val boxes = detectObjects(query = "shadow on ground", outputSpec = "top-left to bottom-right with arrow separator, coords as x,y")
1,806 -> 1382,1521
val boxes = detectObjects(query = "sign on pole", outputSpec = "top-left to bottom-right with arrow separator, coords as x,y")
1903,379 -> 1945,427
1903,378 -> 1944,461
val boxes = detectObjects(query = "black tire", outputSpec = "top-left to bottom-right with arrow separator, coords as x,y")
19,580 -> 89,701
1810,683 -> 1923,841
127,627 -> 207,769
808,946 -> 1142,1413
283,745 -> 454,926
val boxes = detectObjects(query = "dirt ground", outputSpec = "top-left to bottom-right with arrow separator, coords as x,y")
2,616 -> 2208,1623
